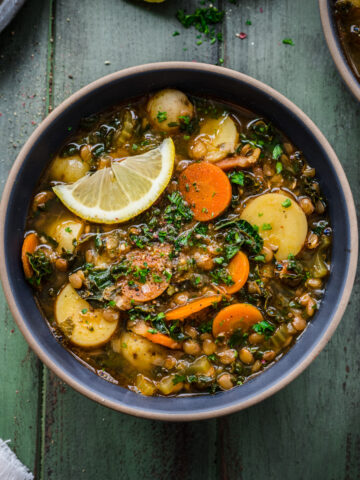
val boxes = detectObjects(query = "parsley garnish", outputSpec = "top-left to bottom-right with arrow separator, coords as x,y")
228,171 -> 245,186
252,320 -> 275,337
176,6 -> 225,43
262,223 -> 272,231
133,266 -> 150,284
272,144 -> 283,160
283,38 -> 295,46
282,198 -> 292,208
157,111 -> 167,123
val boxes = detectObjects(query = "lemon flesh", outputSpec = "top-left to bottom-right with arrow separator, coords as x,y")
53,138 -> 175,224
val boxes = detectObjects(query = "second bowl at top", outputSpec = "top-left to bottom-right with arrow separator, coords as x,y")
320,0 -> 360,101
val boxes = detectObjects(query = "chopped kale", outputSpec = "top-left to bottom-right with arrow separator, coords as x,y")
164,191 -> 194,229
27,251 -> 52,285
215,218 -> 263,254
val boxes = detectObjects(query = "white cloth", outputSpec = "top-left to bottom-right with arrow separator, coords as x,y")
0,440 -> 34,480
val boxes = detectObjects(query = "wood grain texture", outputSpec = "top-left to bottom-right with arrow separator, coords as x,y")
0,0 -> 50,474
0,0 -> 360,478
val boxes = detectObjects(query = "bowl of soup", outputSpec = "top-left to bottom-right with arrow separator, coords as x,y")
320,0 -> 360,101
0,62 -> 357,420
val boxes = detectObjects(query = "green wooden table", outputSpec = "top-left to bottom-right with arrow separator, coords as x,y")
1,0 -> 359,478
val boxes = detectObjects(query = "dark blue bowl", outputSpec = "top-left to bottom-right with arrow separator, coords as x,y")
0,63 -> 357,420
319,0 -> 360,102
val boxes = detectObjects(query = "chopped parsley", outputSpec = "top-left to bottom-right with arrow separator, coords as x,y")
199,320 -> 213,333
282,198 -> 292,208
283,38 -> 295,46
252,320 -> 275,337
228,171 -> 245,186
133,265 -> 150,284
65,227 -> 72,233
164,191 -> 194,228
272,144 -> 283,160
152,273 -> 163,283
156,111 -> 167,123
275,161 -> 283,174
211,267 -> 234,286
176,6 -> 225,44
262,223 -> 272,231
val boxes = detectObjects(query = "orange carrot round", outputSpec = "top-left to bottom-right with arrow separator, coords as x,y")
21,233 -> 39,279
215,251 -> 249,294
179,162 -> 232,221
144,331 -> 181,350
165,294 -> 223,321
212,303 -> 263,337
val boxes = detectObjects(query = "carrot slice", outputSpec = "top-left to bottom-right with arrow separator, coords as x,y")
212,303 -> 263,337
165,294 -> 223,321
179,162 -> 232,221
21,233 -> 39,279
215,251 -> 249,294
121,246 -> 171,302
145,331 -> 182,350
130,319 -> 182,350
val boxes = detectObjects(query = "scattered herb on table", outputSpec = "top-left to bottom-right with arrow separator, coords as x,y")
283,38 -> 295,46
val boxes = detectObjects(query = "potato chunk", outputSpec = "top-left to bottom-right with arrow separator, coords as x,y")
49,155 -> 90,183
49,219 -> 84,254
189,114 -> 239,162
147,89 -> 194,133
240,193 -> 308,260
55,284 -> 118,348
114,332 -> 166,373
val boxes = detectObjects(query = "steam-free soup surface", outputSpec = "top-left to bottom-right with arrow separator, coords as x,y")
22,90 -> 331,396
335,0 -> 360,80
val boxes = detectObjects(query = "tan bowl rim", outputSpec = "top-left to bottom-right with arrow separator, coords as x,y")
0,62 -> 358,420
319,0 -> 360,102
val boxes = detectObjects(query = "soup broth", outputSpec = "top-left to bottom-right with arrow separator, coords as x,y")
335,0 -> 360,80
22,90 -> 331,396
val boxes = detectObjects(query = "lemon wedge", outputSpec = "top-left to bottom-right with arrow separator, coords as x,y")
53,138 -> 175,224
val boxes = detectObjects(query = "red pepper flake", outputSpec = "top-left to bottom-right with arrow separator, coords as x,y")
11,329 -> 14,333
0,113 -> 2,117
31,121 -> 36,125
260,7 -> 264,13
236,32 -> 247,39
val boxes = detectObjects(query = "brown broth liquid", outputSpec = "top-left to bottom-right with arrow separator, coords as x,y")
335,1 -> 360,80
24,93 -> 331,396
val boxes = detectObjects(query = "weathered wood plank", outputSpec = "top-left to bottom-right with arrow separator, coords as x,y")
43,372 -> 219,479
43,0 -> 360,478
0,0 -> 50,474
52,0 -> 222,101
42,1 -> 221,478
222,1 -> 360,479
2,0 -> 359,477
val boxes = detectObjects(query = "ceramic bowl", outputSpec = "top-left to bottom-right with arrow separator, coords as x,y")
0,62 -> 357,420
319,0 -> 360,102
